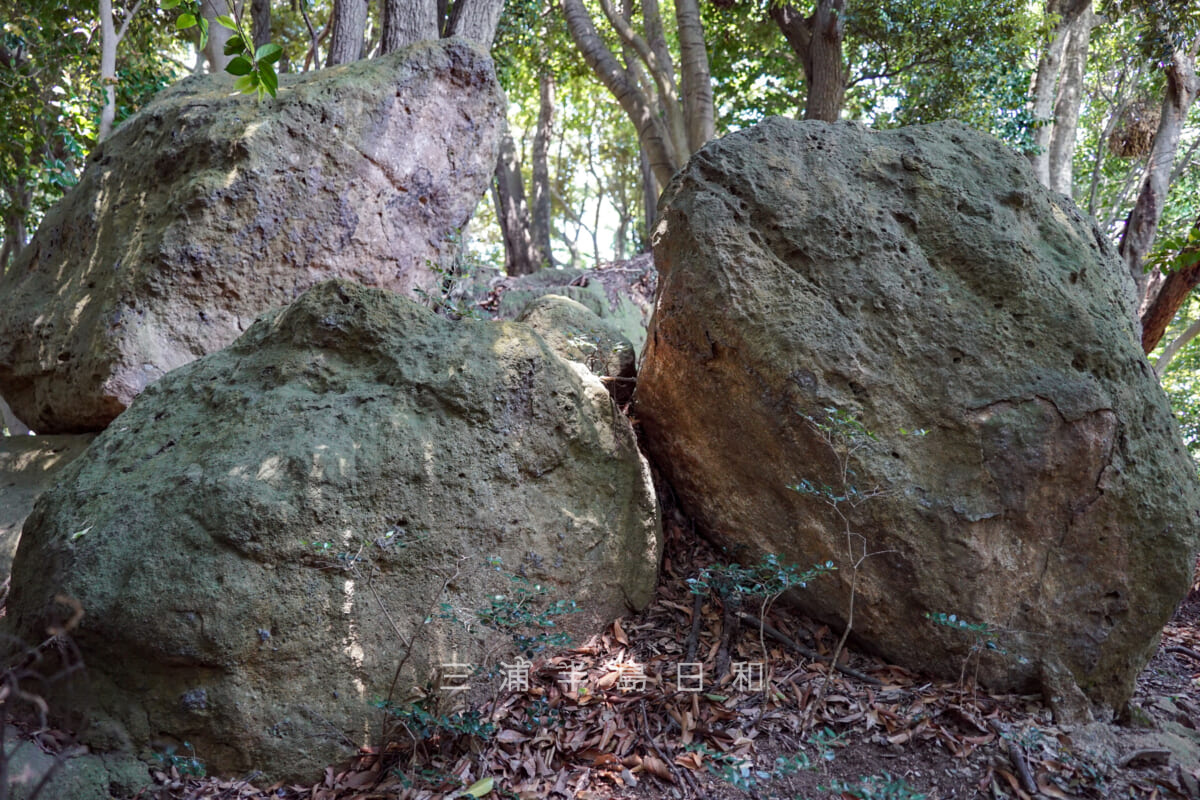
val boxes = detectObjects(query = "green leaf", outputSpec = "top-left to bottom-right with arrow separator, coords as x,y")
175,12 -> 197,28
226,56 -> 253,76
260,64 -> 278,97
255,42 -> 283,65
463,776 -> 494,797
216,14 -> 238,30
223,37 -> 244,56
161,0 -> 181,8
232,74 -> 256,94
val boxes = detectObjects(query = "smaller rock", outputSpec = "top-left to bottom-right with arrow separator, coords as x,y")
0,434 -> 95,579
517,295 -> 637,404
473,254 -> 657,357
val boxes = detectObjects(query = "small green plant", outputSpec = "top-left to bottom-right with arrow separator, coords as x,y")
377,698 -> 496,743
153,741 -> 206,777
162,0 -> 283,98
925,612 -> 1029,690
788,407 -> 921,729
474,572 -> 578,657
415,231 -> 486,320
685,742 -> 819,796
816,772 -> 926,800
688,553 -> 834,677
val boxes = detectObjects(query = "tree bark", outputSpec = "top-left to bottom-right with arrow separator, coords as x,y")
531,73 -> 555,269
100,0 -> 145,141
675,0 -> 713,150
446,0 -> 505,49
1142,259 -> 1200,355
1121,37 -> 1200,305
1028,0 -> 1090,187
381,0 -> 438,54
100,0 -> 118,141
326,0 -> 367,65
1140,213 -> 1200,354
770,0 -> 846,122
201,0 -> 235,73
1047,7 -> 1094,196
251,0 -> 271,49
640,146 -> 657,239
494,132 -> 539,276
562,0 -> 680,188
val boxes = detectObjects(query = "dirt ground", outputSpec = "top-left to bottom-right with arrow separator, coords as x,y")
3,498 -> 1197,800
112,518 -> 1200,800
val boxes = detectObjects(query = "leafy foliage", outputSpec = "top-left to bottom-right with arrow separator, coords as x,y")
162,0 -> 282,97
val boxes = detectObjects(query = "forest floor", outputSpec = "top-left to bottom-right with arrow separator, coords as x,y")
123,514 -> 1200,800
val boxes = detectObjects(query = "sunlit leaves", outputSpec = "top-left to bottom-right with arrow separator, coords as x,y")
163,0 -> 279,98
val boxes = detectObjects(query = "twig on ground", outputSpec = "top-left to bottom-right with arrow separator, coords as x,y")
988,719 -> 1037,796
685,593 -> 704,664
739,612 -> 882,687
640,700 -> 699,798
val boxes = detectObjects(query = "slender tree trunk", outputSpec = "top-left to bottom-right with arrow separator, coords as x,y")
1156,314 -> 1200,376
99,0 -> 144,142
251,0 -> 271,49
640,146 -> 657,240
1028,0 -> 1090,187
446,0 -> 505,49
494,132 -> 539,276
1140,215 -> 1200,354
201,0 -> 235,72
326,0 -> 368,65
100,0 -> 118,141
562,0 -> 680,188
1121,38 -> 1200,307
531,74 -> 555,269
381,0 -> 438,54
1047,7 -> 1094,196
675,0 -> 713,149
769,0 -> 846,122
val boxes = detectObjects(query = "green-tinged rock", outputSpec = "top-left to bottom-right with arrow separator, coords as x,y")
0,434 -> 95,579
517,295 -> 637,404
4,280 -> 660,782
0,39 -> 504,434
636,118 -> 1200,718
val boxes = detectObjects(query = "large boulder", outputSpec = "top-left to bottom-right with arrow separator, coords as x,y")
0,39 -> 504,434
636,118 -> 1200,717
4,280 -> 660,780
0,433 -> 95,579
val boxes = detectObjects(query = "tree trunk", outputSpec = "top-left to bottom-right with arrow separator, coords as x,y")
770,0 -> 846,122
1028,0 -> 1090,187
1156,315 -> 1200,376
640,146 -> 657,240
99,0 -> 118,142
1142,259 -> 1200,355
675,0 -> 714,150
251,0 -> 271,49
381,0 -> 438,54
1121,38 -> 1200,306
100,0 -> 144,141
1047,7 -> 1094,196
531,74 -> 555,269
494,132 -> 539,277
447,0 -> 505,49
1140,214 -> 1200,355
201,0 -> 235,73
562,0 -> 680,188
325,0 -> 368,65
